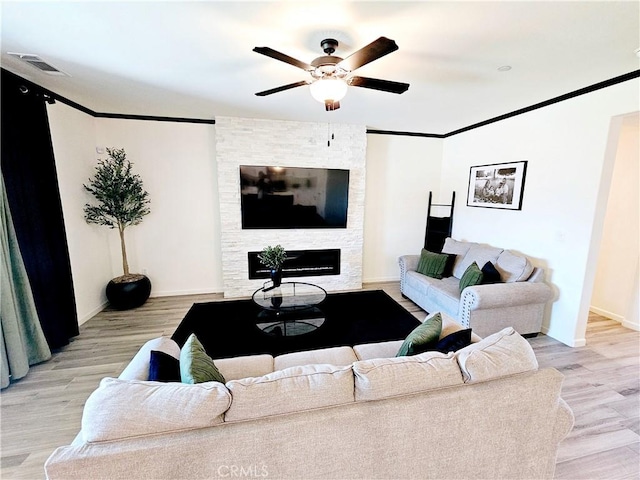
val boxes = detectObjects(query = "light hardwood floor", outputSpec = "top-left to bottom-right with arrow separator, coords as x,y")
1,282 -> 638,479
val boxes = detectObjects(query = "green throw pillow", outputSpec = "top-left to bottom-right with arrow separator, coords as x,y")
180,333 -> 226,384
416,249 -> 450,279
459,262 -> 484,293
396,312 -> 443,357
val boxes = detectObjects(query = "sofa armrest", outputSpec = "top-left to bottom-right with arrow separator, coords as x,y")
460,281 -> 553,311
398,254 -> 420,273
398,255 -> 421,294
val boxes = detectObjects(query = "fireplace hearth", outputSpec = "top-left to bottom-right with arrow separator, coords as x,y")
248,249 -> 341,279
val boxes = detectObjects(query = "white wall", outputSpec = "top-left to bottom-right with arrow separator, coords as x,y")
95,119 -> 221,297
47,102 -> 112,325
591,114 -> 639,330
440,80 -> 639,347
363,135 -> 444,282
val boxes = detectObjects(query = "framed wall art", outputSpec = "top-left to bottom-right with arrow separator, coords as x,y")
466,161 -> 528,210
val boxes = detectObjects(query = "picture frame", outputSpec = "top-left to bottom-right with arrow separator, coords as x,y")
466,161 -> 528,210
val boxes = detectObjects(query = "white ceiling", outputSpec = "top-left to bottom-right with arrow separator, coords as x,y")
2,1 -> 639,134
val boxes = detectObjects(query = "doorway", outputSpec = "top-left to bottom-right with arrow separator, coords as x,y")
590,113 -> 639,331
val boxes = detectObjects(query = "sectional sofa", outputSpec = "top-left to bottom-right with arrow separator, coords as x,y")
399,237 -> 554,337
44,315 -> 573,480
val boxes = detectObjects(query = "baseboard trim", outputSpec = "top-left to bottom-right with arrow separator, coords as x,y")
589,306 -> 625,323
622,320 -> 640,332
541,324 -> 585,347
362,275 -> 401,283
78,301 -> 109,326
150,288 -> 224,298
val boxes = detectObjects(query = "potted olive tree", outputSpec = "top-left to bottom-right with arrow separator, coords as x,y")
84,147 -> 152,310
258,244 -> 287,287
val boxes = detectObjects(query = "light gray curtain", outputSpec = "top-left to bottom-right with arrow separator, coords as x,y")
1,176 -> 51,389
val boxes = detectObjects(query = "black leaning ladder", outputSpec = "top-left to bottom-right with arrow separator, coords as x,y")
424,191 -> 455,252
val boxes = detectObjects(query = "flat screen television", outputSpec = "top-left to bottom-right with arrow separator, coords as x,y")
240,165 -> 349,229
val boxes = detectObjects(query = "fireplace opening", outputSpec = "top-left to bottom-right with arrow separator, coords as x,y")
248,249 -> 341,279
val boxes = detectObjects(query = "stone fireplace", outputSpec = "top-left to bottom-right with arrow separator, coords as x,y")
215,116 -> 367,298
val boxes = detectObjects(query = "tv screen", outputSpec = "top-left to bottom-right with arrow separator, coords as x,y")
240,165 -> 349,229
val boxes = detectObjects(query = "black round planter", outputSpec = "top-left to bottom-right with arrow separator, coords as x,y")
106,275 -> 152,310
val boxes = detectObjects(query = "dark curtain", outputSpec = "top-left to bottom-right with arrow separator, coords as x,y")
1,69 -> 79,349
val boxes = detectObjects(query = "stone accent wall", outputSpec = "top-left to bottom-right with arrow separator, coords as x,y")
216,116 -> 367,298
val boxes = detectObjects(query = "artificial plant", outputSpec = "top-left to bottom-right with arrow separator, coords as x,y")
258,244 -> 287,271
84,147 -> 150,282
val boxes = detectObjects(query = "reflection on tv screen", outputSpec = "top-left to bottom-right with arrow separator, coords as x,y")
240,165 -> 349,229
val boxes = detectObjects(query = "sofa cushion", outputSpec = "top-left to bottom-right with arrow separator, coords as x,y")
481,261 -> 502,284
455,327 -> 538,383
81,377 -> 231,443
441,238 -> 475,277
496,250 -> 534,282
180,333 -> 226,384
225,364 -> 354,422
119,336 -> 180,381
353,351 -> 463,401
213,354 -> 274,382
353,340 -> 405,361
426,276 -> 461,318
454,244 -> 504,279
405,270 -> 433,296
416,249 -> 451,279
148,350 -> 181,382
396,312 -> 442,356
274,346 -> 358,371
459,262 -> 484,292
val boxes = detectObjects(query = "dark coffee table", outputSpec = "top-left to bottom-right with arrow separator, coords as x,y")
172,290 -> 421,359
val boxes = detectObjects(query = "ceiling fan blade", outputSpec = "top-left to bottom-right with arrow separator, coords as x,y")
337,37 -> 399,71
348,76 -> 410,94
253,47 -> 312,71
255,80 -> 310,97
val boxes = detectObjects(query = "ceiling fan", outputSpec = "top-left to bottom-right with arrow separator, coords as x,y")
253,36 -> 410,111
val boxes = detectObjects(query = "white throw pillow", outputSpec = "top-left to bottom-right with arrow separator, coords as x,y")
118,336 -> 180,381
454,244 -> 504,279
496,250 -> 534,282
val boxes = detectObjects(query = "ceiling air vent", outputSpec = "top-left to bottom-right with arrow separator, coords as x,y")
7,53 -> 69,76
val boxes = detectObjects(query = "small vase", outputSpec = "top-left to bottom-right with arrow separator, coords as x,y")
270,268 -> 282,287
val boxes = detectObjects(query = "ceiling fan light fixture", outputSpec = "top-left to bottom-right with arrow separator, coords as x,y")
309,77 -> 348,104
253,36 -> 409,111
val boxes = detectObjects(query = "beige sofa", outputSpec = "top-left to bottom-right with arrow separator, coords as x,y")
45,316 -> 573,480
399,237 -> 554,337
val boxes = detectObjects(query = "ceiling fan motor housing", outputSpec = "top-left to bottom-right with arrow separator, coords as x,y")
310,55 -> 347,79
321,38 -> 339,55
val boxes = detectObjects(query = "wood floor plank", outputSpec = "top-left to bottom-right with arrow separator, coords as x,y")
1,284 -> 638,479
554,444 -> 640,479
